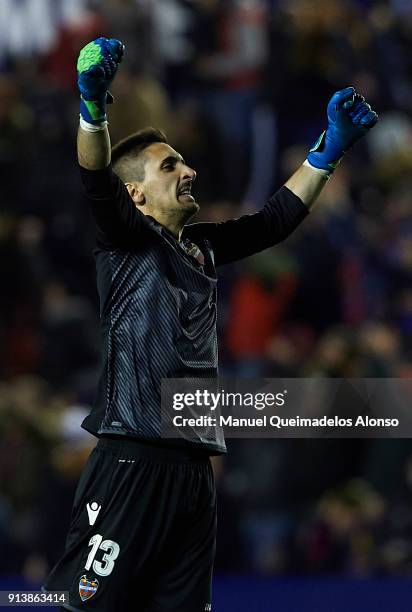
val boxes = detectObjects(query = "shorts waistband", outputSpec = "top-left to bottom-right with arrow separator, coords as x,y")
97,436 -> 211,462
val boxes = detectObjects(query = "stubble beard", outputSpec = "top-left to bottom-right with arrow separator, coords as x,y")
174,200 -> 200,226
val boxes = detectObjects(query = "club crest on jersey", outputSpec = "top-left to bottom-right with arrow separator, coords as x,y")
79,575 -> 99,601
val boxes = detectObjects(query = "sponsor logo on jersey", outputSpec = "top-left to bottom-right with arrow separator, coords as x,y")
86,501 -> 101,526
79,575 -> 99,601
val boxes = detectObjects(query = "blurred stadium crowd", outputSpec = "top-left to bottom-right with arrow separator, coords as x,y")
2,0 -> 412,584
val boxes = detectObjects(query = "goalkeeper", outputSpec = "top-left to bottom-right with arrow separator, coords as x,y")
43,37 -> 378,612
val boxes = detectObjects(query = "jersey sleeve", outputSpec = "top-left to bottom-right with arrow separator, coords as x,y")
79,164 -> 147,248
184,186 -> 309,266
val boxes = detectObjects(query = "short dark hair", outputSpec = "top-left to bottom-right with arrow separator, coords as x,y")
111,127 -> 168,182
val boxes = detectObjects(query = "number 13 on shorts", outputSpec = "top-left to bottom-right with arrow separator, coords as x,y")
85,534 -> 120,577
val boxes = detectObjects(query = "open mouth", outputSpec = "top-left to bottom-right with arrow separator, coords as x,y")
177,181 -> 195,203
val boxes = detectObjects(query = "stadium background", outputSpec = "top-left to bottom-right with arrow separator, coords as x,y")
2,0 -> 412,610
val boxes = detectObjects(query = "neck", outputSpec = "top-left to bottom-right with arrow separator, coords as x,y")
144,210 -> 186,240
160,218 -> 184,240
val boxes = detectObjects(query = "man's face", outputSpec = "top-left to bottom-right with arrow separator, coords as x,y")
135,142 -> 198,223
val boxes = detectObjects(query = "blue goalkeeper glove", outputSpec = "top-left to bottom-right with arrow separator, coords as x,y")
307,87 -> 378,173
77,37 -> 124,126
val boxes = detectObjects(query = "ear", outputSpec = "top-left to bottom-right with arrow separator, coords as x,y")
126,182 -> 145,207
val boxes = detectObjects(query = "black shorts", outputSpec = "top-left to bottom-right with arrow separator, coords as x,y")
43,437 -> 216,612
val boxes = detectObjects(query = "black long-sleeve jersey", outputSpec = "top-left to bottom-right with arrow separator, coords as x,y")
80,164 -> 309,454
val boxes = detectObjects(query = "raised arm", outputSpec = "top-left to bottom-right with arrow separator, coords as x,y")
75,38 -> 146,247
185,87 -> 378,266
77,37 -> 124,169
287,87 -> 378,208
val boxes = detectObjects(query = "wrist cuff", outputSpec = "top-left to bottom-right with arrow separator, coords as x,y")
79,116 -> 108,132
303,159 -> 332,179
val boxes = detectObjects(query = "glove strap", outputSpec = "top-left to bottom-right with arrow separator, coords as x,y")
79,91 -> 114,125
79,116 -> 108,132
80,95 -> 107,125
306,130 -> 344,173
303,159 -> 331,179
